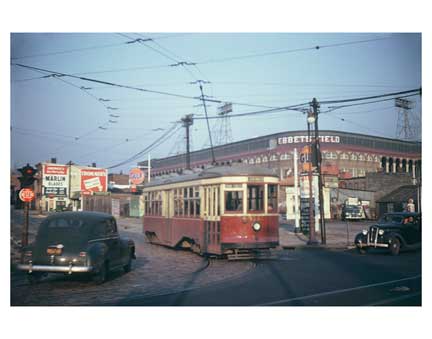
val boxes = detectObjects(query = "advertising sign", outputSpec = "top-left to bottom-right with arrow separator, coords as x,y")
80,168 -> 107,195
129,168 -> 145,185
42,164 -> 69,197
19,188 -> 35,202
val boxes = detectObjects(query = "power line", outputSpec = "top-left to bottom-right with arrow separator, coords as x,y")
11,42 -> 127,60
321,88 -> 421,105
11,33 -> 192,60
197,37 -> 393,65
106,123 -> 181,169
12,63 -> 290,110
13,36 -> 394,82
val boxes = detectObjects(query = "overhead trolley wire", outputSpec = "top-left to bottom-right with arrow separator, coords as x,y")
106,123 -> 181,169
12,63 -> 303,111
11,41 -> 127,60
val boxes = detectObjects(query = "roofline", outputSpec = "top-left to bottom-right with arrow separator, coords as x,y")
139,129 -> 421,165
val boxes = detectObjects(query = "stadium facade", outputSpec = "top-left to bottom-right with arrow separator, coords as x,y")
139,130 -> 421,181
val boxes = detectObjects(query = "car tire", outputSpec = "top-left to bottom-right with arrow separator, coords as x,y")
123,253 -> 133,273
94,261 -> 109,284
357,246 -> 367,255
389,238 -> 401,256
27,272 -> 44,284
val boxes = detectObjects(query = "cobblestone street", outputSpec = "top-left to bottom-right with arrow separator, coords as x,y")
10,209 -> 254,306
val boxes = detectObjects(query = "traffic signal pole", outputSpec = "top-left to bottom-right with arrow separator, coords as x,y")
22,202 -> 29,247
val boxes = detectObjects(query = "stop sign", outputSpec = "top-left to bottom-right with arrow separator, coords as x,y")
19,188 -> 35,202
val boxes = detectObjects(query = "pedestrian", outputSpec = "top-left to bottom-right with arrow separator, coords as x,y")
406,198 -> 415,213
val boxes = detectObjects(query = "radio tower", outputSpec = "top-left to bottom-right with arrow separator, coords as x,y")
214,102 -> 233,145
395,98 -> 419,140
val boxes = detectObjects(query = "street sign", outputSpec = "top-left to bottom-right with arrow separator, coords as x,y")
19,188 -> 35,202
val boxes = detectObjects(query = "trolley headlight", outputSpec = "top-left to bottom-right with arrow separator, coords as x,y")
378,229 -> 385,236
362,229 -> 368,235
252,222 -> 262,232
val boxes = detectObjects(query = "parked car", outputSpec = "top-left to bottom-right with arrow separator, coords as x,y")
17,211 -> 136,284
354,212 -> 421,255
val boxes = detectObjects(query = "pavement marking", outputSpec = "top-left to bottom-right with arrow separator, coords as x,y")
257,274 -> 421,306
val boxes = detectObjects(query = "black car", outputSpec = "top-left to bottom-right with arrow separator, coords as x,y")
354,212 -> 421,255
17,211 -> 136,284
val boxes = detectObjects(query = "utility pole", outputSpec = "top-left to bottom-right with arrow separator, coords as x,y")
311,98 -> 326,245
306,115 -> 317,245
293,148 -> 300,232
191,80 -> 216,165
181,114 -> 194,170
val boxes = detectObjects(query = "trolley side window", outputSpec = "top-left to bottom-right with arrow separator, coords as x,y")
267,184 -> 278,213
225,191 -> 243,212
174,186 -> 200,217
247,185 -> 264,212
145,191 -> 162,216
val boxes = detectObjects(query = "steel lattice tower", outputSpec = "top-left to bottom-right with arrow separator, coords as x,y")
395,98 -> 420,141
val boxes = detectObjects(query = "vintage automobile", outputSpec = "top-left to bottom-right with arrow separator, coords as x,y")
17,211 -> 136,284
354,212 -> 421,255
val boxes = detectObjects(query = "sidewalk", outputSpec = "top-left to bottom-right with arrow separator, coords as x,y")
278,220 -> 376,250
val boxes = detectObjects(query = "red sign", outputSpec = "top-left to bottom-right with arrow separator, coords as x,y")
80,168 -> 107,194
44,165 -> 68,175
19,188 -> 35,202
129,168 -> 145,185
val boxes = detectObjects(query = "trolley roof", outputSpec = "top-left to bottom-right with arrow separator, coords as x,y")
143,164 -> 278,188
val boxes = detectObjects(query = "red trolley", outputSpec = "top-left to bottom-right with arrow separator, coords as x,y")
143,165 -> 279,259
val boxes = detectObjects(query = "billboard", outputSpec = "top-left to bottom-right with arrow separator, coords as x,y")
80,168 -> 108,195
42,164 -> 69,197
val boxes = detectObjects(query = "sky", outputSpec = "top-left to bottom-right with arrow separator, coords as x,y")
10,32 -> 422,173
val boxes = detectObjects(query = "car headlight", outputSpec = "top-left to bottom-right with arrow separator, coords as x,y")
378,229 -> 385,236
362,229 -> 368,235
252,222 -> 261,232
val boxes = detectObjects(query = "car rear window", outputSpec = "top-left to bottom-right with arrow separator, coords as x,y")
44,218 -> 86,229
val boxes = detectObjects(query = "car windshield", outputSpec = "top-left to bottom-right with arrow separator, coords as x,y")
346,206 -> 360,212
378,214 -> 404,224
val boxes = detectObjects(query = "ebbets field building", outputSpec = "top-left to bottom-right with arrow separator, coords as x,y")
139,130 -> 421,180
138,130 -> 421,218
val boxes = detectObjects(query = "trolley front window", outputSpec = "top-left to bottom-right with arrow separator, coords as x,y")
225,191 -> 243,212
248,185 -> 264,212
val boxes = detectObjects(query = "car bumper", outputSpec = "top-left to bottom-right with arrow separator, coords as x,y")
17,263 -> 94,274
356,240 -> 389,249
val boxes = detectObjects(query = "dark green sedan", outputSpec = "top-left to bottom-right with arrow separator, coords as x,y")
17,211 -> 136,284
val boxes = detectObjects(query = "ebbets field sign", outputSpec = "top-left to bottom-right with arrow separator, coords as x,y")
19,188 -> 35,202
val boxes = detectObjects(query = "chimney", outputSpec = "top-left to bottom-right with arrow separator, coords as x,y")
92,162 -> 96,168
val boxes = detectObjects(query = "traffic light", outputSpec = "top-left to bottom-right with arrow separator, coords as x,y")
18,164 -> 38,188
311,142 -> 322,167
